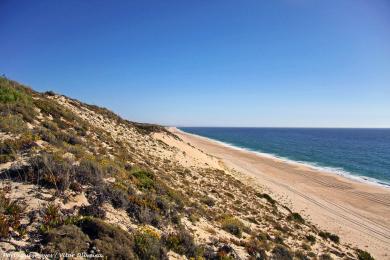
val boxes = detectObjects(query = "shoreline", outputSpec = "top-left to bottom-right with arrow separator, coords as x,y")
169,127 -> 390,259
174,127 -> 390,189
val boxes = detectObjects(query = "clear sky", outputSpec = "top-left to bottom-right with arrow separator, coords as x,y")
1,0 -> 389,127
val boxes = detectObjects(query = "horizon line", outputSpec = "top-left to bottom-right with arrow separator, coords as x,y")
173,126 -> 390,129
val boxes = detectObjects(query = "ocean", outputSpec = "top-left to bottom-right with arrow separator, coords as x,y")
179,127 -> 390,187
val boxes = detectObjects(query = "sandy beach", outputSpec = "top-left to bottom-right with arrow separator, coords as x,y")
170,127 -> 390,259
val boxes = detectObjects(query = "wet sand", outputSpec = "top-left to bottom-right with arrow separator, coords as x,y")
171,127 -> 390,259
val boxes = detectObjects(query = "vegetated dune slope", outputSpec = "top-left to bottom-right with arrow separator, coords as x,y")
0,77 -> 374,259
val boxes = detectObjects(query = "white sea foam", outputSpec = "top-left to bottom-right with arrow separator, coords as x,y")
177,128 -> 390,189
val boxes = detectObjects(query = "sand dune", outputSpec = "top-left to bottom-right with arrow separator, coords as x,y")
170,127 -> 390,259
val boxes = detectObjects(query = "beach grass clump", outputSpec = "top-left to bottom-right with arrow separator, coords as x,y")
287,212 -> 305,224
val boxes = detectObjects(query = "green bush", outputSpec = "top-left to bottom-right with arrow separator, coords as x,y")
0,79 -> 36,122
132,170 -> 155,190
0,83 -> 31,104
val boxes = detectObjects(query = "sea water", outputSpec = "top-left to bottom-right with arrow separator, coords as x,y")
179,127 -> 390,187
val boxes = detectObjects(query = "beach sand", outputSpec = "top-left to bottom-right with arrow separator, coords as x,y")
169,127 -> 390,259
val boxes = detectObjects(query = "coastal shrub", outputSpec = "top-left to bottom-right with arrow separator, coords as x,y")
274,235 -> 284,244
133,227 -> 167,259
0,134 -> 37,163
106,187 -> 130,209
42,120 -> 58,131
162,228 -> 200,257
200,196 -> 215,207
79,204 -> 106,219
294,250 -> 309,260
34,98 -> 76,122
43,224 -> 90,254
319,253 -> 333,260
319,231 -> 340,243
271,245 -> 293,260
328,233 -> 340,243
0,81 -> 31,104
27,153 -> 75,191
127,196 -> 162,227
305,234 -> 316,244
78,218 -> 136,259
301,243 -> 311,251
256,193 -> 276,205
287,212 -> 305,224
356,249 -> 375,260
0,115 -> 27,134
37,127 -> 57,144
44,90 -> 56,96
0,80 -> 36,122
220,216 -> 247,238
75,158 -> 105,186
245,236 -> 268,259
132,169 -> 155,190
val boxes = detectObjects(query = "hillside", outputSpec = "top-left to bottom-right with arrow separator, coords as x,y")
0,77 -> 374,259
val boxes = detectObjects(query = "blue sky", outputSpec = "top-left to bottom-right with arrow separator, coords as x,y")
1,0 -> 389,127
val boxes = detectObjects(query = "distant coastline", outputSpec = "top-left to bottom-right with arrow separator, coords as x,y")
176,127 -> 390,188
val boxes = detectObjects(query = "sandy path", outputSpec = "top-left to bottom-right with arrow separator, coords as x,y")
170,128 -> 390,259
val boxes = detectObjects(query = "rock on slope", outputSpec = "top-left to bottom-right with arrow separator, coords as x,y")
0,77 -> 374,260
